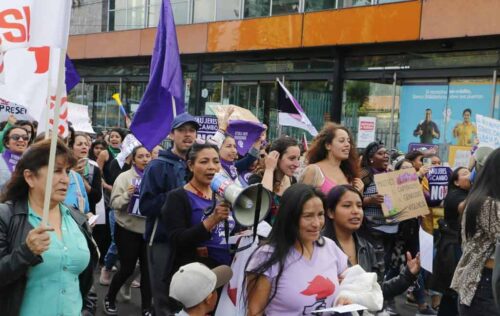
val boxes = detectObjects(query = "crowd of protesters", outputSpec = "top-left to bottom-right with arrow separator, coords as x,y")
0,108 -> 498,316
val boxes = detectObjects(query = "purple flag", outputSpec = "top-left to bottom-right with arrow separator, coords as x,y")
227,120 -> 265,156
130,0 -> 185,150
277,79 -> 318,136
65,55 -> 80,93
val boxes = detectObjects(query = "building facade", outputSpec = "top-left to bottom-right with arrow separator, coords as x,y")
68,0 -> 500,154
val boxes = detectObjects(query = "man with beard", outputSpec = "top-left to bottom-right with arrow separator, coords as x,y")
139,112 -> 199,316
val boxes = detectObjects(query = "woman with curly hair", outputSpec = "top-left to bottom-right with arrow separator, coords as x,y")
300,122 -> 363,194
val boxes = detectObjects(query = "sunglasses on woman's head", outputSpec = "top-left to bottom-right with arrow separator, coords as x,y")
10,134 -> 29,141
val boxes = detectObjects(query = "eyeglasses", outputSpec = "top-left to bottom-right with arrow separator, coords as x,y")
10,134 -> 30,141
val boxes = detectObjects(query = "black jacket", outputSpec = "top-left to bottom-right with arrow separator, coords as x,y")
161,188 -> 215,274
324,222 -> 417,299
0,199 -> 98,316
140,149 -> 187,243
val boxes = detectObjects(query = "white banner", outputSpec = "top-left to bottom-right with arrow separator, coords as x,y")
0,0 -> 71,135
357,116 -> 377,148
476,114 -> 500,148
68,102 -> 95,134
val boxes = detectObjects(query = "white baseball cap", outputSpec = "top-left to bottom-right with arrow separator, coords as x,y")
169,263 -> 232,309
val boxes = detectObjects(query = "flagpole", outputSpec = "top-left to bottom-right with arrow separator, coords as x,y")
42,48 -> 66,226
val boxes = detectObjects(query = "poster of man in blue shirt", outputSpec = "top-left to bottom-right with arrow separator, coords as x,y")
413,108 -> 440,144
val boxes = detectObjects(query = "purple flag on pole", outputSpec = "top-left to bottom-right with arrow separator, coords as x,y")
65,55 -> 80,93
130,0 -> 185,150
227,120 -> 265,156
277,79 -> 318,136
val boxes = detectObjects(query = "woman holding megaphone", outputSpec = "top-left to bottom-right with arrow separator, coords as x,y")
162,142 -> 236,274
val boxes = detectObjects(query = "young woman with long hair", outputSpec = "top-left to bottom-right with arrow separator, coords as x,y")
162,142 -> 235,273
301,122 -> 363,194
451,148 -> 500,316
248,136 -> 301,224
245,184 -> 351,315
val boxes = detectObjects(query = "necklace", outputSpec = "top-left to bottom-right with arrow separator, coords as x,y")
188,181 -> 211,199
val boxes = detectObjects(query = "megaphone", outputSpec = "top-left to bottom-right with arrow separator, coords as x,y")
210,174 -> 271,227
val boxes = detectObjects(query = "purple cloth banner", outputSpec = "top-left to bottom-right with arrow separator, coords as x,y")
408,143 -> 439,155
130,0 -> 185,150
227,120 -> 265,156
65,55 -> 80,93
426,166 -> 452,203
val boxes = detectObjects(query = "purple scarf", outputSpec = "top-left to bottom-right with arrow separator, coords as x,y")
2,149 -> 21,173
220,159 -> 238,180
133,165 -> 145,179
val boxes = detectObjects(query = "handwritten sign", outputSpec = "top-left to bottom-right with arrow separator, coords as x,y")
408,143 -> 439,155
426,166 -> 452,203
357,116 -> 376,148
117,134 -> 142,168
208,104 -> 260,123
195,115 -> 219,140
448,145 -> 472,169
68,102 -> 95,134
374,169 -> 429,223
476,114 -> 500,148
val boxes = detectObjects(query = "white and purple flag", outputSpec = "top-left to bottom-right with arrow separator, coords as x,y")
277,79 -> 318,136
130,0 -> 185,151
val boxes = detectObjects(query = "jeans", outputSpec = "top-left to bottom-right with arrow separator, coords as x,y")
104,209 -> 118,270
459,268 -> 500,316
148,242 -> 174,316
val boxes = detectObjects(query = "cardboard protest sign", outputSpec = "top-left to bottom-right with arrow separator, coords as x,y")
476,114 -> 500,149
426,166 -> 452,203
195,115 -> 218,140
208,105 -> 265,155
117,134 -> 142,168
374,169 -> 429,223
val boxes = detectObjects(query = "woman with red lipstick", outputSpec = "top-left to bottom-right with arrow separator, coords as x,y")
323,184 -> 420,301
301,123 -> 363,194
162,142 -> 235,274
245,184 -> 352,315
0,126 -> 30,189
248,136 -> 301,225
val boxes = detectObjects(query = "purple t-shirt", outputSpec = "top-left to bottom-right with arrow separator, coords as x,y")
186,191 -> 236,265
246,237 -> 348,316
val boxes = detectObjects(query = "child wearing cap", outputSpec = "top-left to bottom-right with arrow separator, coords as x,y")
170,263 -> 233,316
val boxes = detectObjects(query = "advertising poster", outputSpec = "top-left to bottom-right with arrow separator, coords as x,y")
374,169 -> 429,223
357,116 -> 376,148
399,82 -> 493,154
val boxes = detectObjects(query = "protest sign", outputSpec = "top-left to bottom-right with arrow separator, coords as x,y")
117,134 -> 142,168
208,104 -> 260,123
357,117 -> 376,148
408,143 -> 439,155
195,115 -> 219,140
374,169 -> 429,223
476,114 -> 500,148
68,102 -> 95,134
0,97 -> 33,121
448,145 -> 472,169
426,166 -> 452,203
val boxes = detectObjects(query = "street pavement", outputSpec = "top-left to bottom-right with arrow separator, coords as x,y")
93,271 -> 421,316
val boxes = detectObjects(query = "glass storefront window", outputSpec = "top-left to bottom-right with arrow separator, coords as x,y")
244,0 -> 270,18
304,0 -> 335,12
203,59 -> 335,74
193,0 -> 215,23
337,0 -> 372,8
341,80 -> 400,148
171,0 -> 191,25
216,0 -> 241,20
271,0 -> 299,15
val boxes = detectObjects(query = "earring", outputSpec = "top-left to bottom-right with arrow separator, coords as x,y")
370,160 -> 374,163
